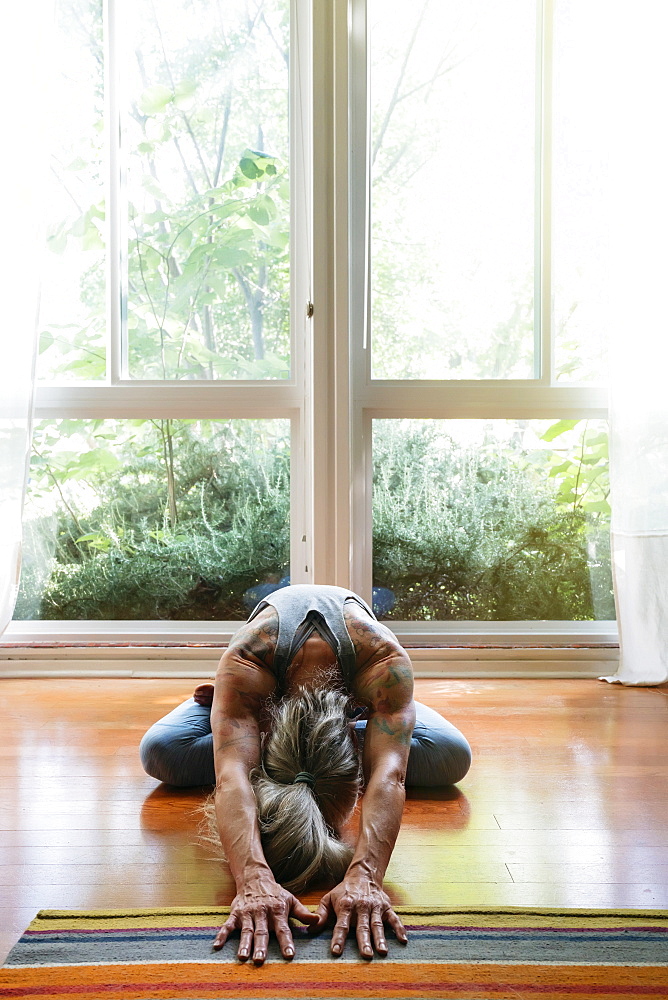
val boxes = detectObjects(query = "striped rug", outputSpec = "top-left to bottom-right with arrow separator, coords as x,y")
1,906 -> 667,1000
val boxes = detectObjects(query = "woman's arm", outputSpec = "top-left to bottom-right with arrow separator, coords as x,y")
210,615 -> 318,963
313,608 -> 416,957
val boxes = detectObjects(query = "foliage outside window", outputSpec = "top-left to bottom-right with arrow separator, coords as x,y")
17,420 -> 290,620
372,419 -> 612,621
40,0 -> 290,383
20,0 -> 613,631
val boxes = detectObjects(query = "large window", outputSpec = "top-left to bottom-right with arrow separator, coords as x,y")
15,0 -> 612,644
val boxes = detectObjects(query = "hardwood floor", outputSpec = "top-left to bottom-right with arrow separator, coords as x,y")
1,676 -> 667,961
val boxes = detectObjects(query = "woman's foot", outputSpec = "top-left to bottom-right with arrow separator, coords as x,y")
193,682 -> 214,707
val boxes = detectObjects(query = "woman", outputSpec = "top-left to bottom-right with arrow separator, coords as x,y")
140,584 -> 471,963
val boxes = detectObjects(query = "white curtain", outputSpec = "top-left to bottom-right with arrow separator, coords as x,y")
602,7 -> 668,686
0,7 -> 49,633
607,361 -> 668,685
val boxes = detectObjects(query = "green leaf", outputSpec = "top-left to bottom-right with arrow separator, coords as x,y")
248,193 -> 277,226
207,199 -> 245,220
139,85 -> 173,115
142,210 -> 168,225
184,244 -> 213,268
39,331 -> 54,354
239,157 -> 262,180
64,358 -> 103,371
259,227 -> 289,251
548,460 -> 573,478
541,419 -> 580,442
219,227 -> 254,249
583,500 -> 611,513
66,156 -> 87,172
77,448 -> 121,473
47,232 -> 68,254
173,79 -> 197,107
211,246 -> 253,269
82,225 -> 104,251
584,431 -> 607,447
579,450 -> 607,465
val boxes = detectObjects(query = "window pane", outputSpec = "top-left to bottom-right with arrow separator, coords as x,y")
369,0 -> 536,380
124,0 -> 290,380
37,0 -> 106,382
372,419 -> 613,621
552,0 -> 609,384
16,419 -> 289,619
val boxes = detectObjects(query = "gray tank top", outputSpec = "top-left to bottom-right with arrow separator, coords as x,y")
246,584 -> 376,688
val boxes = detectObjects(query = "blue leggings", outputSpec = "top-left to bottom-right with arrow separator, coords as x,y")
140,699 -> 472,789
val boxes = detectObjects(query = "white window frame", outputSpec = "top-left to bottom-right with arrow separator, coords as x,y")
3,0 -> 617,661
343,0 -> 614,648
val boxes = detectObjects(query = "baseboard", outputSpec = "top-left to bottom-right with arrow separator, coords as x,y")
0,645 -> 618,679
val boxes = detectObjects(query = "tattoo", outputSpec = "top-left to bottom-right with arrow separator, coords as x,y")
343,603 -> 398,663
352,640 -> 414,723
226,610 -> 279,668
371,715 -> 412,746
235,688 -> 263,713
214,735 -> 257,754
361,657 -> 413,693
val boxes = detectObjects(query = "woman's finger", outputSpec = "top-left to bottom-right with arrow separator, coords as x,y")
272,914 -> 296,959
370,906 -> 388,954
252,911 -> 269,965
212,914 -> 237,951
311,893 -> 331,931
290,897 -> 320,926
355,910 -> 373,959
385,908 -> 408,943
238,917 -> 254,961
330,904 -> 352,956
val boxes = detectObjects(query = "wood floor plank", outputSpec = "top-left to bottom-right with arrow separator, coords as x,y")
493,810 -> 668,830
0,846 -> 216,866
0,862 -> 232,887
507,862 -> 668,884
1,676 -> 667,963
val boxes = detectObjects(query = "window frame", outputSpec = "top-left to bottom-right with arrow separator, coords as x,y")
6,0 -> 617,649
345,0 -> 613,640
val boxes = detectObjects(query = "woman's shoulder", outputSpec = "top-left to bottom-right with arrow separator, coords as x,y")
342,600 -> 405,666
227,605 -> 279,670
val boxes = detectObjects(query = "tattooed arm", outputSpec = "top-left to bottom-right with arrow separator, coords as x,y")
314,605 -> 416,958
210,608 -> 318,963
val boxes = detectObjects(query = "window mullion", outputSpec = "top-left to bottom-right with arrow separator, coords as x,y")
299,0 -> 352,587
289,0 -> 310,586
348,0 -> 372,601
105,0 -> 123,385
537,0 -> 554,384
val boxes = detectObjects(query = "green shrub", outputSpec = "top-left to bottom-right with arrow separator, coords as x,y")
15,420 -> 290,620
16,417 -> 614,622
372,421 -> 614,620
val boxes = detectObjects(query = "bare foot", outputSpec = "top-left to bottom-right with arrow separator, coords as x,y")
193,683 -> 214,707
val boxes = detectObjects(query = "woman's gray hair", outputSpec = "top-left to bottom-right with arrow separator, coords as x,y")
203,686 -> 360,893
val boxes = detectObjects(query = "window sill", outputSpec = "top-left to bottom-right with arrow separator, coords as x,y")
0,620 -> 619,679
2,619 -> 618,645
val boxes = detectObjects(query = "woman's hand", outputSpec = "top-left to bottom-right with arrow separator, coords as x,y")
313,873 -> 408,958
213,867 -> 319,963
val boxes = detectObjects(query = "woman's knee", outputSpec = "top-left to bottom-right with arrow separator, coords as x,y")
139,725 -> 216,786
436,732 -> 472,785
140,697 -> 216,786
139,726 -> 183,785
407,725 -> 472,787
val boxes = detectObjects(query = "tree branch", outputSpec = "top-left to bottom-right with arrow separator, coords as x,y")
372,0 -> 430,165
